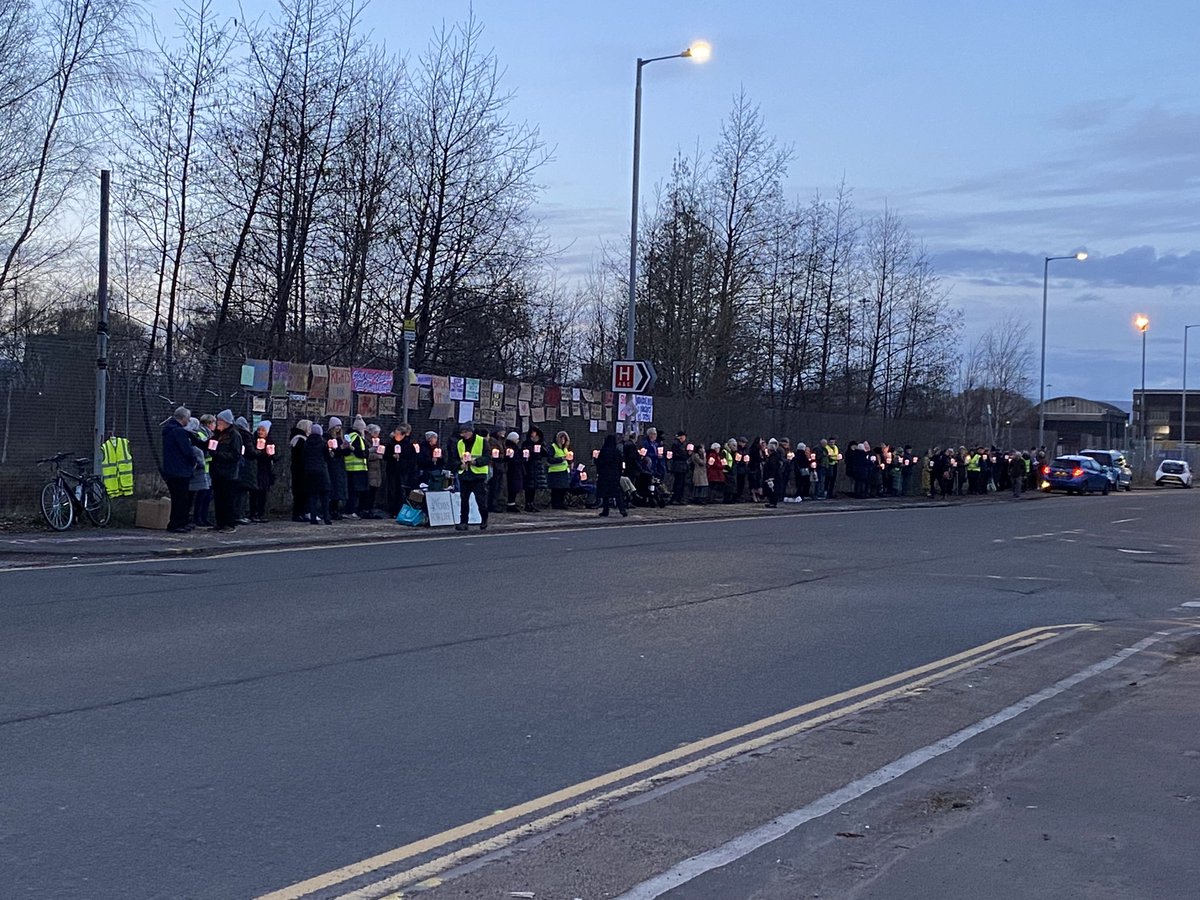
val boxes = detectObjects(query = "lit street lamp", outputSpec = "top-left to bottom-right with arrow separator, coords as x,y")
1038,251 -> 1087,448
1183,323 -> 1200,449
1135,314 -> 1149,452
626,41 -> 710,361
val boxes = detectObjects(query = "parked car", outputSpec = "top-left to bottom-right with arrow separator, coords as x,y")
1041,455 -> 1111,495
1079,448 -> 1133,491
1154,459 -> 1193,488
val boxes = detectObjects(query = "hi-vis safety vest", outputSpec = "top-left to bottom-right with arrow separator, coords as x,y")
457,435 -> 490,477
101,436 -> 134,497
721,449 -> 734,472
198,428 -> 211,474
548,443 -> 570,474
967,453 -> 982,472
826,444 -> 840,464
345,432 -> 368,472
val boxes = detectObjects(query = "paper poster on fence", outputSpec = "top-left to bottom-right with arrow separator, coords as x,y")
449,377 -> 465,400
242,359 -> 270,392
271,399 -> 289,420
377,395 -> 396,417
458,400 -> 475,423
252,396 -> 267,414
430,402 -> 454,420
287,362 -> 309,393
309,364 -> 329,399
270,360 -> 289,397
327,366 -> 352,417
356,393 -> 378,418
544,386 -> 561,408
634,394 -> 653,422
491,382 -> 505,409
464,378 -> 480,402
351,367 -> 393,395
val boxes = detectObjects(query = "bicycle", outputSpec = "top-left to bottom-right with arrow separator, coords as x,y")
36,452 -> 112,531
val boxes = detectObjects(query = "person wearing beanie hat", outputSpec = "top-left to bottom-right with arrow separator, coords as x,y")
343,415 -> 370,518
233,415 -> 257,524
360,424 -> 384,518
289,419 -> 312,522
187,417 -> 214,527
249,419 -> 276,522
161,405 -> 196,533
484,429 -> 507,514
209,407 -> 244,531
325,416 -> 348,519
417,430 -> 443,486
302,422 -> 332,524
504,430 -> 524,511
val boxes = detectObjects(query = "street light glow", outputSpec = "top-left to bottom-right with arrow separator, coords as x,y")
1075,251 -> 1088,260
1135,314 -> 1150,333
685,41 -> 712,63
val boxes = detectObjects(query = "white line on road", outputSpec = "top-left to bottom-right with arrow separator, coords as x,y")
614,630 -> 1180,900
1117,548 -> 1154,555
1111,518 -> 1140,524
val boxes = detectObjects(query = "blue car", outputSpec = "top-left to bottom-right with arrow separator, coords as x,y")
1041,455 -> 1111,495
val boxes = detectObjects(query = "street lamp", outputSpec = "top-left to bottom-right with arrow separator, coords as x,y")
1135,314 -> 1149,452
1038,251 -> 1087,449
1183,323 -> 1200,449
626,41 -> 711,361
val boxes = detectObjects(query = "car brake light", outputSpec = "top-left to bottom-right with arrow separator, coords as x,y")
1041,465 -> 1049,475
1072,467 -> 1083,477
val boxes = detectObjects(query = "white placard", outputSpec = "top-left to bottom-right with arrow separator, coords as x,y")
424,490 -> 482,527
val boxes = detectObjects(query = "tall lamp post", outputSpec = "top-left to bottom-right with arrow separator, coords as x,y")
1038,251 -> 1087,449
1183,323 -> 1200,450
1135,314 -> 1149,454
626,41 -> 710,361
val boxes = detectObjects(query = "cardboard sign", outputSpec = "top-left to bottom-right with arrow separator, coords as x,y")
425,490 -> 482,527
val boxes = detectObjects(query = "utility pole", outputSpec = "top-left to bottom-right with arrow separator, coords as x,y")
94,170 -> 110,475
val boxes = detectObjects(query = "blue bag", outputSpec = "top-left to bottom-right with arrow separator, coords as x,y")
396,502 -> 426,527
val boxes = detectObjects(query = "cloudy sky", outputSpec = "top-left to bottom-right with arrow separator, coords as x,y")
188,0 -> 1200,404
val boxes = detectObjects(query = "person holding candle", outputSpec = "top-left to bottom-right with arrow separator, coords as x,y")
486,430 -> 507,513
521,427 -> 548,512
384,423 -> 415,517
249,420 -> 275,522
288,419 -> 311,522
595,434 -> 627,517
454,422 -> 490,532
690,442 -> 709,504
668,431 -> 690,504
361,424 -> 384,518
343,416 -> 370,518
504,431 -> 524,512
547,431 -> 572,510
417,430 -> 443,486
233,416 -> 257,525
302,423 -> 332,525
210,409 -> 244,533
326,417 -> 348,520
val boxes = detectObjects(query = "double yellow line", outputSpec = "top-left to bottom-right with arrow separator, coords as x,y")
258,623 -> 1087,900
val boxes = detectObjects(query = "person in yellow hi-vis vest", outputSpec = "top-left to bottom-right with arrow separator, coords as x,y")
101,433 -> 134,497
454,422 -> 490,532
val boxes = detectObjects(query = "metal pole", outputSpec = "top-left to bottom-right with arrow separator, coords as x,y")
1184,326 -> 1189,450
626,59 -> 644,362
94,169 -> 110,476
1141,328 -> 1147,457
401,336 -> 410,426
1038,257 -> 1049,449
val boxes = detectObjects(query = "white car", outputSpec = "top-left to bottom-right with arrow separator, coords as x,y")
1154,459 -> 1193,488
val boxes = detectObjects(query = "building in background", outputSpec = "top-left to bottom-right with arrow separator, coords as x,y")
1132,389 -> 1200,445
1031,397 -> 1129,454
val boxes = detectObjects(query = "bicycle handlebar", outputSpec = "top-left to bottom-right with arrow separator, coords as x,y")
36,452 -> 71,465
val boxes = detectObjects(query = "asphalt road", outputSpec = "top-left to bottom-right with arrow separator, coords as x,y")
1,489 -> 1196,898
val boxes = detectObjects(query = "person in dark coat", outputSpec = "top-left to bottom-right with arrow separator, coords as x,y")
504,431 -> 524,511
161,406 -> 197,532
417,430 -> 444,487
249,420 -> 276,522
521,427 -> 548,512
762,439 -> 782,508
747,437 -> 764,502
303,423 -> 332,524
595,434 -> 627,517
326,417 -> 348,519
384,423 -> 418,516
210,409 -> 244,532
234,416 -> 257,524
289,420 -> 310,522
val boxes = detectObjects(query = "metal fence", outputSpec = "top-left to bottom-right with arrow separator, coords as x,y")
0,332 -> 1051,517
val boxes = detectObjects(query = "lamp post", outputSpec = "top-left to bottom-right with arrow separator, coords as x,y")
1038,252 -> 1087,450
1135,314 -> 1149,454
626,41 -> 710,361
1183,323 -> 1200,450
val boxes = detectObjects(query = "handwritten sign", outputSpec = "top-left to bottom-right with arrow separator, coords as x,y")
328,366 -> 352,417
351,367 -> 393,395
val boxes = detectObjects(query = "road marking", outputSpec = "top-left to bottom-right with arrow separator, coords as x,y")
254,626 -> 1080,900
1117,548 -> 1154,555
1180,601 -> 1200,608
0,507 -> 942,574
614,630 -> 1180,900
1111,518 -> 1140,524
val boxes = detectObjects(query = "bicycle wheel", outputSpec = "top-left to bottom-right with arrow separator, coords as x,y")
82,479 -> 112,527
40,480 -> 74,531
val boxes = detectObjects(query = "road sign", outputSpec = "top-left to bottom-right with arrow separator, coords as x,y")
403,318 -> 417,342
611,359 -> 656,394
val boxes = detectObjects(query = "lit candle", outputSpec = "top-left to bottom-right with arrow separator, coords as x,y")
491,448 -> 500,458
256,438 -> 266,450
326,438 -> 336,450
207,439 -> 217,451
592,449 -> 599,459
266,444 -> 276,457
433,448 -> 442,460
523,449 -> 530,459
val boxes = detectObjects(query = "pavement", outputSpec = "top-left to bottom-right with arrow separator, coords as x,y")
1,486 -> 1197,899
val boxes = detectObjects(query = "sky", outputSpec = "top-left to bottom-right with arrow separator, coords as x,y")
161,0 -> 1200,404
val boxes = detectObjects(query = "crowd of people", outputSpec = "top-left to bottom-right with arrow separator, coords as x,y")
161,407 -> 1048,535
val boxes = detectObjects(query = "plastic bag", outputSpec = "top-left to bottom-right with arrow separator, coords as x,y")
396,502 -> 427,527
